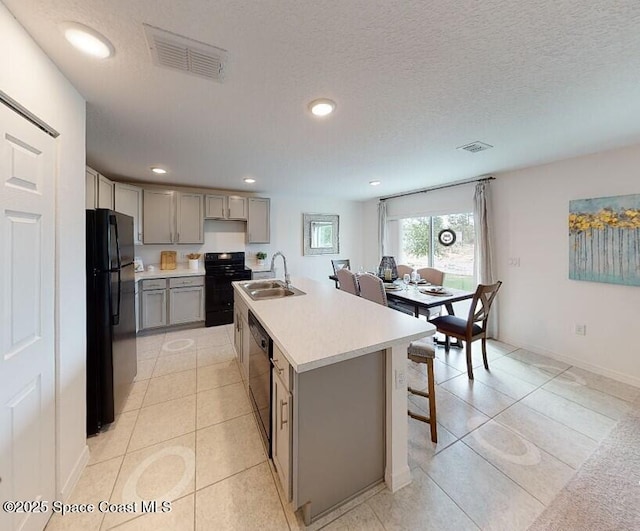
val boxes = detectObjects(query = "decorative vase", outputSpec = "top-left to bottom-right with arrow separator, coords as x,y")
188,259 -> 199,270
257,259 -> 266,267
378,256 -> 398,280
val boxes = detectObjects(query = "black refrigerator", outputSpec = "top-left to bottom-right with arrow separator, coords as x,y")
86,209 -> 137,435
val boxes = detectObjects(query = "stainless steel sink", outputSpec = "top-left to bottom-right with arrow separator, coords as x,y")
243,280 -> 282,290
241,280 -> 305,300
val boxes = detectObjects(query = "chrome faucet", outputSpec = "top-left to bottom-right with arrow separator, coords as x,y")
270,251 -> 290,289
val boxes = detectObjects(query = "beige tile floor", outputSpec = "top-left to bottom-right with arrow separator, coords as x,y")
45,326 -> 640,531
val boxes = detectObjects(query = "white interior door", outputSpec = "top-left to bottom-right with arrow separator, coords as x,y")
0,104 -> 56,531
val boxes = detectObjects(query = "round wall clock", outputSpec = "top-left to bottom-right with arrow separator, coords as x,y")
438,229 -> 456,246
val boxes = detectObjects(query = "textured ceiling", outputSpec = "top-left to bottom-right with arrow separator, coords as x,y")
5,0 -> 640,200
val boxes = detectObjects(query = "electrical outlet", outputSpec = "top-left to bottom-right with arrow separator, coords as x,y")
395,369 -> 406,390
508,257 -> 521,267
575,324 -> 586,336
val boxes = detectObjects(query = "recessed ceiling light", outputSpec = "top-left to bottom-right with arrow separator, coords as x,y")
243,178 -> 256,184
60,22 -> 114,59
369,180 -> 381,186
308,99 -> 336,117
151,167 -> 167,174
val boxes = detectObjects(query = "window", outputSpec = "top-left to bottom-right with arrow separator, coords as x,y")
399,212 -> 475,290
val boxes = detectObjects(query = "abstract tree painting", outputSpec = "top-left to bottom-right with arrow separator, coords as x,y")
569,194 -> 640,286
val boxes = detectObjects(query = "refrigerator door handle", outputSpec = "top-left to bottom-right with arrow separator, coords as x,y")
112,269 -> 121,326
110,214 -> 122,325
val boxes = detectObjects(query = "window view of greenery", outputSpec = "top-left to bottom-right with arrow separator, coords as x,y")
400,213 -> 475,290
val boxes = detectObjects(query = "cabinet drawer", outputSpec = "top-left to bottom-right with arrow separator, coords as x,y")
169,276 -> 204,288
272,344 -> 291,391
142,278 -> 167,290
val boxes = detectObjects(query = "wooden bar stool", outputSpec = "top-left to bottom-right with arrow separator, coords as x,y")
407,339 -> 437,443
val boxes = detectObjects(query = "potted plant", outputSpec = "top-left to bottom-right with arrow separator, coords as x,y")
256,251 -> 267,266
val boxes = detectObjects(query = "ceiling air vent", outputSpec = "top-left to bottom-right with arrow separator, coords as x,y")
143,23 -> 227,82
457,141 -> 493,153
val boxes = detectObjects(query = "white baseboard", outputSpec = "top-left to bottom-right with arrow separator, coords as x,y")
385,465 -> 412,493
498,335 -> 640,389
59,444 -> 89,501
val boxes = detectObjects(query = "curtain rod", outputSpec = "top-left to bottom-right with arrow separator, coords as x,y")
379,175 -> 495,201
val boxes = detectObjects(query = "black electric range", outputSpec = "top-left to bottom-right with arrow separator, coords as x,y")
204,252 -> 252,327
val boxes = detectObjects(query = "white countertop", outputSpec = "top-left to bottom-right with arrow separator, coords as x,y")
233,276 -> 435,373
135,264 -> 205,281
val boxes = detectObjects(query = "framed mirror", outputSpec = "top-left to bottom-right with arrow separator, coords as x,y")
303,213 -> 339,255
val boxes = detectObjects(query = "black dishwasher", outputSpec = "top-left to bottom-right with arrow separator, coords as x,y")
248,311 -> 272,456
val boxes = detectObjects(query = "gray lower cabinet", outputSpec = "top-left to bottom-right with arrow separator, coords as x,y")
272,347 -> 292,501
169,286 -> 205,325
139,276 -> 204,330
141,288 -> 168,329
233,296 -> 250,386
135,281 -> 140,332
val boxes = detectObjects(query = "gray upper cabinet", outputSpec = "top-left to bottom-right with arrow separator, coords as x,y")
86,166 -> 114,209
143,190 -> 203,244
205,194 -> 225,218
97,174 -> 114,209
205,194 -> 247,220
228,195 -> 247,219
247,197 -> 270,243
176,192 -> 204,243
85,167 -> 97,208
143,189 -> 175,244
114,183 -> 143,244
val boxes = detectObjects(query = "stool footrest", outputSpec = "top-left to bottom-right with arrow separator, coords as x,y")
408,386 -> 430,399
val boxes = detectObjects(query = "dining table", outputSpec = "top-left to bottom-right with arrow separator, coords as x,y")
385,282 -> 475,348
384,282 -> 475,319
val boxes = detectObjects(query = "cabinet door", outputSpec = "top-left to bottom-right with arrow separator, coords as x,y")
143,189 -> 175,244
134,282 -> 140,333
228,196 -> 247,220
97,174 -> 114,209
247,197 -> 270,243
205,195 -> 226,218
169,286 -> 205,325
234,309 -> 243,362
241,313 -> 250,384
272,374 -> 292,500
114,183 -> 143,244
85,167 -> 97,208
176,193 -> 204,244
141,289 -> 167,329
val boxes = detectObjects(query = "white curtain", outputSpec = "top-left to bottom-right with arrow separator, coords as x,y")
378,200 -> 387,260
474,181 -> 498,337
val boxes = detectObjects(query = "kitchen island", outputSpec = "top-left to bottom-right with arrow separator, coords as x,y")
233,276 -> 435,524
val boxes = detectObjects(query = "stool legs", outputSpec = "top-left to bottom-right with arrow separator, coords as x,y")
407,357 -> 437,443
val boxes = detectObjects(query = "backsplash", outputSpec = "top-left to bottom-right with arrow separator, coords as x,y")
135,220 -> 246,267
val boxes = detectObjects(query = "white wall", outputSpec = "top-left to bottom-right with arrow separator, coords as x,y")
0,3 -> 88,499
492,144 -> 640,386
264,194 -> 364,282
135,194 -> 365,282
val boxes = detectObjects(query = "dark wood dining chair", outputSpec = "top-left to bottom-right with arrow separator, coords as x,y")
331,259 -> 351,288
430,281 -> 502,379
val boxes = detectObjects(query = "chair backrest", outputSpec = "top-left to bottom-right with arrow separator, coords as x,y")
396,264 -> 413,278
417,267 -> 444,286
467,281 -> 502,333
331,259 -> 351,275
336,268 -> 359,295
358,273 -> 388,306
